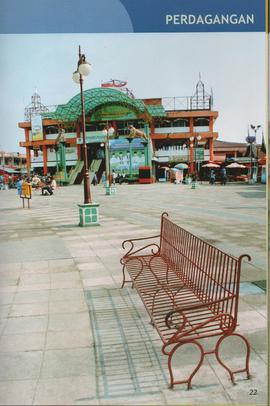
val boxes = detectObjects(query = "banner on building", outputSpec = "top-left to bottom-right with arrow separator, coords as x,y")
31,115 -> 43,141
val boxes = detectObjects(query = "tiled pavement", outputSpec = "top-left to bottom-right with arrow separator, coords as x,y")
0,184 -> 267,405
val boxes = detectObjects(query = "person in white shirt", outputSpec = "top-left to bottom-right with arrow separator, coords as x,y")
112,170 -> 117,185
42,176 -> 56,195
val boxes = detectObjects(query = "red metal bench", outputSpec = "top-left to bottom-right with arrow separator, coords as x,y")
121,212 -> 251,389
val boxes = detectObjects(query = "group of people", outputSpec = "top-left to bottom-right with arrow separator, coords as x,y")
0,173 -> 19,190
32,174 -> 56,195
92,170 -> 121,186
15,173 -> 57,196
209,167 -> 227,185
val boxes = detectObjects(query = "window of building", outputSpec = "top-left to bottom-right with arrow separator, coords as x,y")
194,117 -> 209,126
45,126 -> 58,134
172,118 -> 189,127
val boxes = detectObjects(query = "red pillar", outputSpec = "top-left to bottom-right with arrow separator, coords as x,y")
25,128 -> 31,176
112,120 -> 117,131
209,116 -> 213,132
25,128 -> 29,142
26,147 -> 31,176
189,117 -> 194,133
42,145 -> 48,175
209,138 -> 214,161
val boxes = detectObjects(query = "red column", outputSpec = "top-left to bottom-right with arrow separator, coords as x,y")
209,138 -> 214,161
209,116 -> 213,132
189,117 -> 194,133
42,145 -> 48,175
26,147 -> 31,175
25,128 -> 30,142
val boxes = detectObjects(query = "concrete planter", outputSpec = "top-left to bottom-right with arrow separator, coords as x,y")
105,186 -> 117,195
191,181 -> 199,189
78,203 -> 100,227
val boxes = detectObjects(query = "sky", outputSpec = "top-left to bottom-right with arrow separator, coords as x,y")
0,32 -> 266,152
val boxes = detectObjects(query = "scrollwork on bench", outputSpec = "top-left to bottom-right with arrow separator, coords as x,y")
121,235 -> 160,259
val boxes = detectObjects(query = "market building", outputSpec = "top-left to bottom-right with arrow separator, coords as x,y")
0,151 -> 27,174
212,139 -> 266,183
19,79 -> 219,182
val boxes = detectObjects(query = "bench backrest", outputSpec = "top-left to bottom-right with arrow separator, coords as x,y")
159,213 -> 246,324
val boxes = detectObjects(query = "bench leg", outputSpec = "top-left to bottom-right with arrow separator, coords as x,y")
121,264 -> 133,288
167,341 -> 204,390
215,333 -> 251,383
121,264 -> 127,288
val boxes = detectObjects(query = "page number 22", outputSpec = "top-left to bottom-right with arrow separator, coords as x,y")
249,389 -> 257,395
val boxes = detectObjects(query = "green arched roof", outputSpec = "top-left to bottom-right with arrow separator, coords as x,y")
42,87 -> 149,121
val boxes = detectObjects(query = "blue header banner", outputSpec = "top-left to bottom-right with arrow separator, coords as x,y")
0,0 -> 266,33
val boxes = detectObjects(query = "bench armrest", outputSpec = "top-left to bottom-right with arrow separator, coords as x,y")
121,235 -> 160,257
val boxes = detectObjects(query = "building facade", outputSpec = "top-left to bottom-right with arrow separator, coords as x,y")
19,79 -> 219,181
0,151 -> 26,173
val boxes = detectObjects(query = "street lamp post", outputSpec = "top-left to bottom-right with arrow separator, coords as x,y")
57,128 -> 68,185
73,46 -> 100,226
102,126 -> 116,195
189,134 -> 201,189
246,124 -> 261,184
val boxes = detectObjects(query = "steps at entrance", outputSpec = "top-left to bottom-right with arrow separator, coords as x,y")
69,161 -> 84,185
71,159 -> 103,185
89,159 -> 102,182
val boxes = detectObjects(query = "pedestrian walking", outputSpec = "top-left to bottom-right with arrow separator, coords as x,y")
16,176 -> 23,195
220,167 -> 227,185
92,172 -> 98,186
101,171 -> 106,185
0,174 -> 4,190
112,170 -> 117,185
209,169 -> 216,185
3,173 -> 9,190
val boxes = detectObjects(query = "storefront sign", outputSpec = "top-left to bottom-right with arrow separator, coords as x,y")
91,105 -> 137,121
169,155 -> 188,162
77,134 -> 105,144
195,148 -> 204,161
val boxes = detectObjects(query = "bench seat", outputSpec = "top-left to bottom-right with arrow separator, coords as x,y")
123,254 -> 234,343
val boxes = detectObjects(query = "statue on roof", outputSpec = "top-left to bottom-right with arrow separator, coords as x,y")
128,125 -> 147,140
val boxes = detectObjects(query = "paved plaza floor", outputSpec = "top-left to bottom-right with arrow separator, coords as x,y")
0,182 -> 267,405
